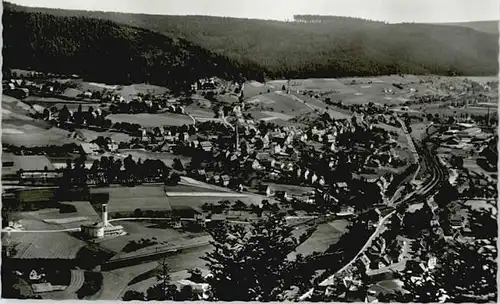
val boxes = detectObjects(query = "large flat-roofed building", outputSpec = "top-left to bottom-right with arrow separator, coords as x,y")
81,222 -> 104,238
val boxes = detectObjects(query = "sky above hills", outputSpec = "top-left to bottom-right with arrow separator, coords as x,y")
8,0 -> 500,23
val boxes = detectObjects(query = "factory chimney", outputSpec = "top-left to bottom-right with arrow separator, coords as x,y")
102,204 -> 108,227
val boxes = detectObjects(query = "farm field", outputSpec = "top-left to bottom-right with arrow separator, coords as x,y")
3,95 -> 35,117
242,81 -> 274,98
248,110 -> 300,127
289,219 -> 350,259
3,121 -> 80,147
2,95 -> 85,146
18,201 -> 101,230
4,232 -> 86,260
185,103 -> 214,118
24,96 -> 90,104
273,76 -> 434,106
90,185 -> 171,214
163,184 -> 227,193
15,217 -> 63,231
2,153 -> 55,175
97,221 -> 186,254
271,78 -> 356,94
76,128 -> 133,143
116,149 -> 191,166
246,92 -> 311,116
89,181 -> 263,213
290,93 -> 352,119
110,235 -> 212,261
106,113 -> 193,127
117,84 -> 170,101
180,176 -> 237,193
193,116 -> 223,123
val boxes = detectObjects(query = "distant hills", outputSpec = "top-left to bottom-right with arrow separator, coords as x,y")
430,20 -> 499,35
3,2 -> 498,86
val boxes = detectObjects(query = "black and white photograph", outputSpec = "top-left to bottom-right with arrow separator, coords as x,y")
1,0 -> 498,302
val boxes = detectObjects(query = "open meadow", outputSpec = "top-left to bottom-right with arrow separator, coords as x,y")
242,81 -> 274,98
3,121 -> 80,147
3,232 -> 86,260
288,219 -> 350,259
96,220 -> 199,254
246,92 -> 311,116
15,201 -> 101,230
3,95 -> 84,146
76,128 -> 134,143
90,185 -> 171,214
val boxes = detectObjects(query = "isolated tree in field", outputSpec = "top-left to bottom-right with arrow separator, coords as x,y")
145,258 -> 178,301
203,214 -> 300,301
58,105 -> 71,122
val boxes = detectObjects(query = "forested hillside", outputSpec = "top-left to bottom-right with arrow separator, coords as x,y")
2,9 -> 264,87
3,2 -> 499,81
431,20 -> 499,35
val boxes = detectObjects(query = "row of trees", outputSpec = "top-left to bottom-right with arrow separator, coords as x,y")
59,154 -> 177,187
51,104 -> 112,130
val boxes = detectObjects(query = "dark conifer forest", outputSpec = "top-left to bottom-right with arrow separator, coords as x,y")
3,1 -> 498,86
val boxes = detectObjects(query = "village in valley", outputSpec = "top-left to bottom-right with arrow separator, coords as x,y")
1,2 -> 499,303
2,67 -> 497,302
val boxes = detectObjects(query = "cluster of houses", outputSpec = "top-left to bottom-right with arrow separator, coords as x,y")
139,126 -> 217,153
358,235 -> 396,272
3,79 -> 35,99
1,137 -> 124,185
110,94 -> 187,115
439,123 -> 491,150
192,77 -> 227,92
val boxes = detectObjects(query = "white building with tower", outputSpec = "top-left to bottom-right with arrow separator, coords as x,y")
81,204 -> 125,239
